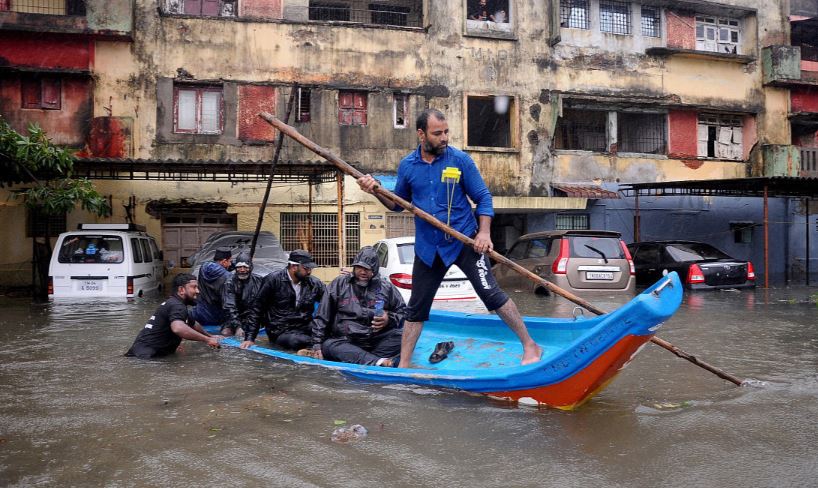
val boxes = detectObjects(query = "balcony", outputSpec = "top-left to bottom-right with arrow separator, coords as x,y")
0,0 -> 132,38
283,1 -> 424,29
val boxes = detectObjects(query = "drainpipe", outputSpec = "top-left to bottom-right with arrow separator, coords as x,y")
764,185 -> 769,289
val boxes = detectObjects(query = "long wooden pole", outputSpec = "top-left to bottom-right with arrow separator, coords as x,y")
258,112 -> 744,386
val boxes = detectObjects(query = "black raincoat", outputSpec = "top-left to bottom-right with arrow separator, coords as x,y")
311,247 -> 406,348
246,267 -> 326,342
221,272 -> 263,331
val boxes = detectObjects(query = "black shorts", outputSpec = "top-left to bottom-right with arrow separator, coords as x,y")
406,245 -> 509,322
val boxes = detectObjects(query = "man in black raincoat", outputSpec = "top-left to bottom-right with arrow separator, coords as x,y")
242,250 -> 325,350
311,246 -> 405,366
220,251 -> 262,338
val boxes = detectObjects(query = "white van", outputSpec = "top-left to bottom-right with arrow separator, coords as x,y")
49,223 -> 164,299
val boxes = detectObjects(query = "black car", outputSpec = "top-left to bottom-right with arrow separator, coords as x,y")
627,241 -> 756,290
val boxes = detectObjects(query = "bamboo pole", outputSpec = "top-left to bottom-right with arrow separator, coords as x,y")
258,112 -> 745,387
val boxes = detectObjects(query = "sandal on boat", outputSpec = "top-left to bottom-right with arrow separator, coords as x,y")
429,341 -> 455,364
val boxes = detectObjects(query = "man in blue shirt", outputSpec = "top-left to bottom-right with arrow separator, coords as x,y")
358,108 -> 542,368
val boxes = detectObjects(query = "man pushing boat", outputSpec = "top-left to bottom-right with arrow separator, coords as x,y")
357,108 -> 542,368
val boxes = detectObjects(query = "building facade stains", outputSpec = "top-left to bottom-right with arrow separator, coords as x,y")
2,0 -> 817,284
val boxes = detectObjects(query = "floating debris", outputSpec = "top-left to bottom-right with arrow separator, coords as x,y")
331,424 -> 368,444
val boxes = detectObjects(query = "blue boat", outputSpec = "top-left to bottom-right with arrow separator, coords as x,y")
211,272 -> 683,410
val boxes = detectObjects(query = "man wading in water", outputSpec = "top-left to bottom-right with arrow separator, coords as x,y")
357,108 -> 542,368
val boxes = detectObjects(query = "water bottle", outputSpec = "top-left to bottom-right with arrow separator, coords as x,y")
374,299 -> 385,317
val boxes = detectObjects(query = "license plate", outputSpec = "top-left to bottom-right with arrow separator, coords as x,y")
440,282 -> 464,289
80,280 -> 102,291
586,272 -> 614,280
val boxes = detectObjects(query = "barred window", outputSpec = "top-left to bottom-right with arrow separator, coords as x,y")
280,213 -> 360,267
370,3 -> 410,26
600,1 -> 631,35
617,112 -> 666,154
309,2 -> 351,21
386,214 -> 415,238
556,214 -> 590,231
297,88 -> 311,123
27,208 -> 67,237
641,6 -> 660,37
560,0 -> 589,29
555,109 -> 607,151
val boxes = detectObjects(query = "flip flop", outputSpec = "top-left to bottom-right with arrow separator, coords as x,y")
429,341 -> 455,364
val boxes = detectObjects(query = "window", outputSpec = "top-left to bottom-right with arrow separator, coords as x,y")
26,209 -> 66,237
58,235 -> 125,264
21,76 -> 61,110
370,3 -> 410,26
507,241 -> 530,260
309,2 -> 350,21
297,88 -> 311,123
338,91 -> 367,126
641,6 -> 660,38
131,238 -> 144,263
280,213 -> 360,267
697,114 -> 743,160
166,0 -> 236,17
174,85 -> 223,134
556,214 -> 590,230
600,1 -> 631,35
4,0 -> 85,15
467,96 -> 513,148
149,239 -> 162,260
386,214 -> 415,238
393,93 -> 409,129
560,0 -> 589,29
140,240 -> 153,263
696,16 -> 740,54
555,109 -> 607,151
618,112 -> 666,154
467,0 -> 509,23
730,222 -> 754,244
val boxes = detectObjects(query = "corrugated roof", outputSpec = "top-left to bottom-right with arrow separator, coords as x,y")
620,176 -> 818,198
551,183 -> 620,199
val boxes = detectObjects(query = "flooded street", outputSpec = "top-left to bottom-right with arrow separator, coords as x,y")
1,287 -> 817,487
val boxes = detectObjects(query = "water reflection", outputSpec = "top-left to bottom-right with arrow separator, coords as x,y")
1,286 -> 817,486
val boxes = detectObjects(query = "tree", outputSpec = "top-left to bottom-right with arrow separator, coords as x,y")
0,117 -> 111,300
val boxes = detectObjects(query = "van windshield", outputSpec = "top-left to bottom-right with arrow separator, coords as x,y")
58,235 -> 125,264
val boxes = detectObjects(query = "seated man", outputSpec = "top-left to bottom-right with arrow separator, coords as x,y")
125,273 -> 220,359
190,247 -> 232,326
220,251 -> 262,338
242,250 -> 325,350
310,246 -> 406,367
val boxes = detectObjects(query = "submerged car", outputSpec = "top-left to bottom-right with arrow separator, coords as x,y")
373,237 -> 478,302
493,230 -> 636,295
627,240 -> 755,290
190,231 -> 288,277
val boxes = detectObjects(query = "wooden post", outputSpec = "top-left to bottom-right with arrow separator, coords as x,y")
764,185 -> 769,289
308,178 -> 314,252
634,192 -> 641,242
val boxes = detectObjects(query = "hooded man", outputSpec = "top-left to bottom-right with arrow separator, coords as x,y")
125,273 -> 220,359
243,249 -> 325,350
220,251 -> 263,338
190,247 -> 232,326
310,246 -> 406,367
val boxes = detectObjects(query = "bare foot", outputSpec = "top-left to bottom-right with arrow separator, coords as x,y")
521,343 -> 542,365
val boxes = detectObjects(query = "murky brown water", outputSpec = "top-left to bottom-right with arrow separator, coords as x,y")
1,286 -> 817,487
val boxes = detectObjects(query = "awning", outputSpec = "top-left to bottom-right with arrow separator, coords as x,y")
551,184 -> 620,199
619,176 -> 818,198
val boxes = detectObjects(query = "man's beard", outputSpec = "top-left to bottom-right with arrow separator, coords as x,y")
424,141 -> 446,156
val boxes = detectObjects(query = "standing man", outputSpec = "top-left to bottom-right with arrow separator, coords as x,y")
125,273 -> 220,359
242,250 -> 325,350
310,246 -> 405,366
220,251 -> 262,338
190,247 -> 232,326
357,108 -> 542,368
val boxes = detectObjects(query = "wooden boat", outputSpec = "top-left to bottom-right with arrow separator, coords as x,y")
213,272 -> 683,410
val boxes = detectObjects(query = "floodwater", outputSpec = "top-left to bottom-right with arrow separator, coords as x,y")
1,286 -> 817,487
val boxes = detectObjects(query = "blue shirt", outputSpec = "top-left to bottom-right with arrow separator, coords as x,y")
394,145 -> 494,267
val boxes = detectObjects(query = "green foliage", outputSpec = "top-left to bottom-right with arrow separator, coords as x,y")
0,117 -> 110,218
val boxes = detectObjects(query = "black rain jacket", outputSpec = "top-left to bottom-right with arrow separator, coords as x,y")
247,267 -> 326,342
311,247 -> 406,348
221,273 -> 263,331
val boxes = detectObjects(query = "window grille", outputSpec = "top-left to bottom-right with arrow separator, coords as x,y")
560,0 -> 589,29
386,214 -> 415,238
555,109 -> 607,151
297,88 -> 311,123
617,112 -> 666,154
393,93 -> 408,128
280,213 -> 360,267
641,6 -> 660,37
309,2 -> 351,21
369,3 -> 410,26
556,214 -> 590,231
600,1 -> 631,35
5,0 -> 85,15
27,208 -> 66,237
467,96 -> 513,148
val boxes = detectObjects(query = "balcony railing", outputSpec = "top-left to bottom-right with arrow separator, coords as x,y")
285,4 -> 422,28
0,0 -> 85,15
801,147 -> 818,178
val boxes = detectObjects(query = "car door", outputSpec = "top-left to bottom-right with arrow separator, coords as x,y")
632,243 -> 662,286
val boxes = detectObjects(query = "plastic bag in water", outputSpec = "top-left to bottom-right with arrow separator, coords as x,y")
331,424 -> 368,444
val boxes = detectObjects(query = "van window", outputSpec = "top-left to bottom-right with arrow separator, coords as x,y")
131,238 -> 144,263
58,235 -> 124,264
140,239 -> 153,263
569,236 -> 625,259
149,239 -> 161,260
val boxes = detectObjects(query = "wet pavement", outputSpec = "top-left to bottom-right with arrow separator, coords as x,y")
1,286 -> 817,487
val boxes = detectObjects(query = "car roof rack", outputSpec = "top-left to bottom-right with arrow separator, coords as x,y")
77,223 -> 146,232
